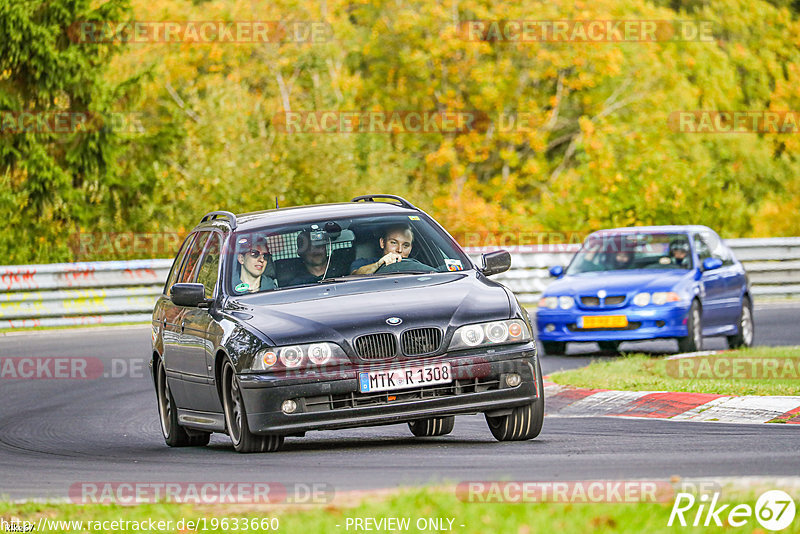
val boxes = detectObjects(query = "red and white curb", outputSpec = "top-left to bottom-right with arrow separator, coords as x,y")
544,382 -> 800,424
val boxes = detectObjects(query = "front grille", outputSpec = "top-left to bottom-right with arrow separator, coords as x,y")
605,295 -> 625,305
580,295 -> 626,307
581,296 -> 600,306
355,333 -> 397,360
302,377 -> 502,412
401,328 -> 442,356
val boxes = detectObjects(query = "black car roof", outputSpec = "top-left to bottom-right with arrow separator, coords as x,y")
195,201 -> 421,233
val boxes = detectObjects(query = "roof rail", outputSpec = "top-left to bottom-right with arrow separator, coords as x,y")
200,210 -> 237,229
351,194 -> 417,210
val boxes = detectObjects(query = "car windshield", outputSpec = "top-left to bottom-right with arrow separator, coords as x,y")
565,232 -> 693,275
226,213 -> 471,295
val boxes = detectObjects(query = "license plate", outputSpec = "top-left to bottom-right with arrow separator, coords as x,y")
580,315 -> 629,329
359,362 -> 452,393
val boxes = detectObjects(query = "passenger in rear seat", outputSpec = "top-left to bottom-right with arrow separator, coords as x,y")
289,230 -> 330,285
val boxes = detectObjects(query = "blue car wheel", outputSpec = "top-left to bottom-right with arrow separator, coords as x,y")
677,300 -> 702,353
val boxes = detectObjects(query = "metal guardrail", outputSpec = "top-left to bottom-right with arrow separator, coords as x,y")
1,238 -> 798,328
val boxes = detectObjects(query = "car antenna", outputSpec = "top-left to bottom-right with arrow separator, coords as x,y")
275,196 -> 279,209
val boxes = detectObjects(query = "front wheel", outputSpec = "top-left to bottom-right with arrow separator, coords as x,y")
485,358 -> 544,441
222,361 -> 283,453
156,361 -> 210,447
408,416 -> 455,437
677,300 -> 703,353
727,297 -> 754,349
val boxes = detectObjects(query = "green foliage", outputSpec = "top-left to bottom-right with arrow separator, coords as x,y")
4,0 -> 800,263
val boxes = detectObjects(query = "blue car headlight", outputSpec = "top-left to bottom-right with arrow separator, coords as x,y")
633,291 -> 682,306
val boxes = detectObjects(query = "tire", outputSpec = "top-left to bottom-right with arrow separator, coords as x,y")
156,361 -> 210,447
597,341 -> 621,353
677,300 -> 703,353
222,361 -> 283,453
408,416 -> 455,437
541,341 -> 566,356
727,297 -> 754,349
485,358 -> 544,441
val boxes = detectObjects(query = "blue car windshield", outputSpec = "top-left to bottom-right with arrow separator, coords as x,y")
566,232 -> 693,275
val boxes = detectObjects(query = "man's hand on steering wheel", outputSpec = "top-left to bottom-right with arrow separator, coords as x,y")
378,252 -> 403,267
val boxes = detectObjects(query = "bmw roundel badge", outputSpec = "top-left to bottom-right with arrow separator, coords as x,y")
386,317 -> 403,326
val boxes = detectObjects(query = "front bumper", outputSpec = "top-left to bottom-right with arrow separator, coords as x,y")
238,344 -> 539,435
536,303 -> 691,342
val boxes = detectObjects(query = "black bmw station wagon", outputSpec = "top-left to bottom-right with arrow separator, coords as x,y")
151,195 -> 543,452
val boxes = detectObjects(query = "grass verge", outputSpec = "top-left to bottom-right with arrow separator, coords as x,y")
549,346 -> 800,396
1,485 -> 798,534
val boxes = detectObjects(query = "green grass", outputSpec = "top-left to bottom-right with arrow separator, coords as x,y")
1,486 -> 798,534
549,346 -> 800,396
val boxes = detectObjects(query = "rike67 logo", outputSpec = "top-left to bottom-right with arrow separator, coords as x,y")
669,490 -> 796,531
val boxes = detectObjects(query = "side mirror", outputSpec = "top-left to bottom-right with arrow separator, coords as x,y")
171,283 -> 208,307
549,265 -> 564,278
702,257 -> 723,271
481,250 -> 511,276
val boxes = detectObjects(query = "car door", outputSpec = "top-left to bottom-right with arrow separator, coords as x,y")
694,232 -> 726,331
702,231 -> 744,329
179,232 -> 224,412
166,231 -> 210,408
160,232 -> 198,404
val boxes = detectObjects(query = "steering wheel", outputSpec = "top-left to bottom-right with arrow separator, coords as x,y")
374,258 -> 437,274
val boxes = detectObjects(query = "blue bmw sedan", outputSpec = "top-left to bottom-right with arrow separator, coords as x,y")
536,226 -> 754,355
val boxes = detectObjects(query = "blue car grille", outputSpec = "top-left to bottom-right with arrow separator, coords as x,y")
579,295 -> 626,307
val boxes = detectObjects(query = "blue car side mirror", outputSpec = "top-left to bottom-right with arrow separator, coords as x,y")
549,265 -> 564,278
702,257 -> 723,271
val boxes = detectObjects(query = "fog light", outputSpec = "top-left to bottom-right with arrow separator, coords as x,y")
281,400 -> 297,414
505,373 -> 522,387
545,324 -> 556,332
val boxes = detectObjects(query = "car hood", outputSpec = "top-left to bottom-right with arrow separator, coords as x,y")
545,269 -> 693,296
227,272 -> 512,346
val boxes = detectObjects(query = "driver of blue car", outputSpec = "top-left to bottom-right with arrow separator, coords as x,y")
669,238 -> 691,267
350,224 -> 414,274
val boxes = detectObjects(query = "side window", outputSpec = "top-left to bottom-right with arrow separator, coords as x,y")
196,234 -> 222,298
703,231 -> 733,266
178,232 -> 211,284
164,234 -> 196,295
693,233 -> 712,262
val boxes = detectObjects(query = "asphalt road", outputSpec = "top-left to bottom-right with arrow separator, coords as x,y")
0,303 -> 798,501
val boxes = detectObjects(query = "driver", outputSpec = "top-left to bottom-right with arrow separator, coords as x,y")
350,225 -> 414,274
669,238 -> 691,267
613,250 -> 634,269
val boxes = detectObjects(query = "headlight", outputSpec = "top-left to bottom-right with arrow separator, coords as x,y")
538,296 -> 558,309
633,293 -> 651,306
449,319 -> 531,351
558,296 -> 575,309
250,342 -> 348,372
652,291 -> 681,305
